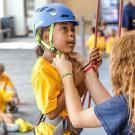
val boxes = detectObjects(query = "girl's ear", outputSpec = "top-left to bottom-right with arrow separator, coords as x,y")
42,32 -> 49,43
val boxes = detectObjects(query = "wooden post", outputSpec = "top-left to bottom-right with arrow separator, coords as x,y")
118,0 -> 123,37
94,0 -> 100,48
81,0 -> 101,70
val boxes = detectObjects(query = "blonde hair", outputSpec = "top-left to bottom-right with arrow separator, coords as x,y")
110,34 -> 135,127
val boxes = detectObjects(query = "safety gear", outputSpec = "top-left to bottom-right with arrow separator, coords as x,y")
35,113 -> 83,135
32,3 -> 79,36
32,3 -> 78,54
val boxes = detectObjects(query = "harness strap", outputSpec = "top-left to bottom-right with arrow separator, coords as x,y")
42,115 -> 66,135
45,115 -> 63,126
53,119 -> 64,135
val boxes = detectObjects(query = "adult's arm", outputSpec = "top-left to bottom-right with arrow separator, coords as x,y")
84,68 -> 111,104
62,74 -> 101,128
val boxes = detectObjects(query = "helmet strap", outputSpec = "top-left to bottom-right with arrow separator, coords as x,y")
48,23 -> 57,53
36,24 -> 62,54
36,29 -> 42,44
49,23 -> 54,48
40,40 -> 56,51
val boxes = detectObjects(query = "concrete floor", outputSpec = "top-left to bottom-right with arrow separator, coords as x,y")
0,37 -> 112,135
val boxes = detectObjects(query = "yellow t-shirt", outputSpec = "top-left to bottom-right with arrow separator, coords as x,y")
86,34 -> 106,54
0,73 -> 14,90
106,37 -> 115,55
0,90 -> 13,112
0,73 -> 14,112
32,57 -> 69,135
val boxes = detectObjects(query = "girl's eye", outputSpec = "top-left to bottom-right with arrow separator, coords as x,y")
60,26 -> 68,32
71,28 -> 75,33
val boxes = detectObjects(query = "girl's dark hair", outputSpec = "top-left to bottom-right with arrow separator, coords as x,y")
99,29 -> 105,36
35,27 -> 50,58
34,45 -> 44,58
91,27 -> 95,33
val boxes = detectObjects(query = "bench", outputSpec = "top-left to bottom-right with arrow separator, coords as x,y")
0,28 -> 11,42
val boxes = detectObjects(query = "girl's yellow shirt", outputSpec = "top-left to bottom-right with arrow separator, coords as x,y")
32,57 -> 69,135
0,73 -> 14,90
0,73 -> 14,112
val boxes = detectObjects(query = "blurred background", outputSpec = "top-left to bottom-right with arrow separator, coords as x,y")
0,0 -> 129,39
0,0 -> 130,135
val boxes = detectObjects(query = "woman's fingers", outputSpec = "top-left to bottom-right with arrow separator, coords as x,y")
52,58 -> 57,66
90,51 -> 100,58
90,55 -> 101,61
61,54 -> 66,61
56,53 -> 61,59
89,48 -> 99,53
53,54 -> 66,66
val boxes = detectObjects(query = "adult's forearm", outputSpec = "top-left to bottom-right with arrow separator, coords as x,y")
63,76 -> 83,124
85,69 -> 111,104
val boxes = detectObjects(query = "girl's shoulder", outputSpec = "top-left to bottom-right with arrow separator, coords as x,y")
1,73 -> 10,79
34,57 -> 52,72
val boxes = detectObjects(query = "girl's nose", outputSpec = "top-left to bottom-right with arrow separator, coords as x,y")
69,31 -> 75,38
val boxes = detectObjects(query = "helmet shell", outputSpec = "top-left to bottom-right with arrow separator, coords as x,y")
33,3 -> 79,36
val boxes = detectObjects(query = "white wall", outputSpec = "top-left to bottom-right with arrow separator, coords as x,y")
0,0 -> 4,18
34,0 -> 48,9
4,0 -> 27,36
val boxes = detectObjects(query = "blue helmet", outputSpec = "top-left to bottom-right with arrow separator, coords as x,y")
32,3 -> 79,36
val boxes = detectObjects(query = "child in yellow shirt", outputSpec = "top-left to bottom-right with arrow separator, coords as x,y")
106,29 -> 116,55
86,28 -> 106,55
0,63 -> 20,113
0,88 -> 14,112
32,3 -> 86,135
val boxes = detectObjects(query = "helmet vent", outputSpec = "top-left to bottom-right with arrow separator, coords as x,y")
39,7 -> 48,12
46,8 -> 57,16
35,8 -> 40,12
61,15 -> 69,18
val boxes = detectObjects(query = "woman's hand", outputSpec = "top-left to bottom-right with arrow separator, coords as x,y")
67,53 -> 85,87
53,54 -> 73,76
89,48 -> 102,68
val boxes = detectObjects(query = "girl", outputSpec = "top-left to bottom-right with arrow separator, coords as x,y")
32,3 -> 102,135
54,35 -> 135,135
0,63 -> 19,113
106,29 -> 116,55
